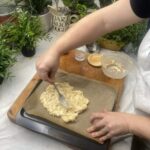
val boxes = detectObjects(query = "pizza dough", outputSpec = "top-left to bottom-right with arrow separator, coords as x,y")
40,82 -> 89,123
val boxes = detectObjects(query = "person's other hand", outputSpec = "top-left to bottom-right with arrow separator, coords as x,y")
87,111 -> 130,144
36,50 -> 60,83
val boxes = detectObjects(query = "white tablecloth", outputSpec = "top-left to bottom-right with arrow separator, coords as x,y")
0,31 -> 75,150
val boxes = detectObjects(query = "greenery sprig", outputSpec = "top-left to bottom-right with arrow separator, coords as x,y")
23,0 -> 52,15
0,44 -> 16,79
103,22 -> 147,47
62,0 -> 97,18
13,9 -> 44,49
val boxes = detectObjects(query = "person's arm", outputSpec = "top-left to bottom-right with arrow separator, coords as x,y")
87,111 -> 150,143
36,0 -> 142,82
128,114 -> 150,140
51,0 -> 142,54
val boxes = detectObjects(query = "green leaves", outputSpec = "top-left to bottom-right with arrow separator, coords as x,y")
24,0 -> 52,15
0,45 -> 16,79
75,3 -> 87,18
62,0 -> 97,18
0,8 -> 45,81
98,0 -> 147,48
0,20 -> 17,80
103,22 -> 147,47
12,9 -> 44,49
0,22 -> 19,52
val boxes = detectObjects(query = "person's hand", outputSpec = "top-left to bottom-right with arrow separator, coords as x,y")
87,111 -> 130,144
36,50 -> 60,83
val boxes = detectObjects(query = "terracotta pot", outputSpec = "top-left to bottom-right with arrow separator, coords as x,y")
0,6 -> 15,24
21,46 -> 36,57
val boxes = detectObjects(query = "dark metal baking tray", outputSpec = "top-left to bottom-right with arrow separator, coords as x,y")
16,108 -> 108,150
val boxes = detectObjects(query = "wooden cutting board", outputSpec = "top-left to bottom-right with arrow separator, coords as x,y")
7,49 -> 124,125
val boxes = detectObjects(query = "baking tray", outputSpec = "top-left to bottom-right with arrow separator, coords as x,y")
16,108 -> 108,150
8,50 -> 124,150
21,71 -> 116,149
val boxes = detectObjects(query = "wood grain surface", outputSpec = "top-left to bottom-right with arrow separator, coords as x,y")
7,50 -> 124,122
59,50 -> 124,110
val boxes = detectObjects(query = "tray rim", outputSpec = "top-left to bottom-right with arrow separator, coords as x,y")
23,70 -> 117,143
16,108 -> 109,150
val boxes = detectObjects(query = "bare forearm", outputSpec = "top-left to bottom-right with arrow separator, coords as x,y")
128,115 -> 150,140
51,0 -> 142,54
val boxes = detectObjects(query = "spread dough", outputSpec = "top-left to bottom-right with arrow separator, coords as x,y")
40,82 -> 89,123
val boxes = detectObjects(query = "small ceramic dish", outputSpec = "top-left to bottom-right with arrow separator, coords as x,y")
87,53 -> 103,67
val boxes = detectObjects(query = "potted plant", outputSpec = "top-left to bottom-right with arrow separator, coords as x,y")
62,0 -> 97,19
13,9 -> 44,57
22,0 -> 53,33
0,44 -> 16,84
97,22 -> 147,51
0,9 -> 45,57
